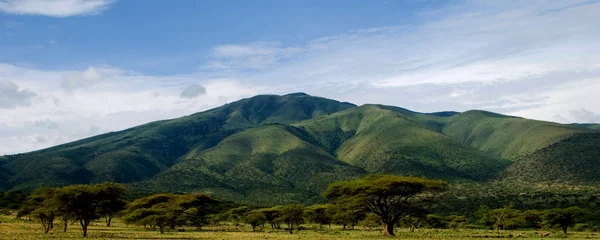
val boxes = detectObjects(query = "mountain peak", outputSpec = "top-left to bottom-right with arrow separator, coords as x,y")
284,92 -> 310,97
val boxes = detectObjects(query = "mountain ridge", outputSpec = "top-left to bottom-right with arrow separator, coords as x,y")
1,93 -> 599,205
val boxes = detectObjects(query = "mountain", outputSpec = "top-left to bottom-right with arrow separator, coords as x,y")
503,132 -> 600,184
293,105 -> 507,182
0,93 -> 355,192
1,93 -> 599,205
412,110 -> 591,160
570,123 -> 600,130
134,124 -> 365,205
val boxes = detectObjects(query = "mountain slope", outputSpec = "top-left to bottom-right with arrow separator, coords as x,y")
383,110 -> 592,161
294,105 -> 508,182
438,111 -> 591,160
1,93 -> 599,206
0,93 -> 355,191
503,132 -> 600,184
134,124 -> 365,205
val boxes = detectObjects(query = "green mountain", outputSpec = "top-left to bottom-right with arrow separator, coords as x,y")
0,93 -> 354,191
503,132 -> 600,184
1,93 -> 599,205
134,124 -> 365,205
293,105 -> 507,182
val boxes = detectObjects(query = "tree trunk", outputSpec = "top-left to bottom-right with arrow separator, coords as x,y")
43,220 -> 51,233
80,219 -> 90,237
382,223 -> 395,236
495,223 -> 500,234
562,225 -> 568,234
64,218 -> 68,232
159,226 -> 164,234
50,220 -> 54,229
106,216 -> 113,227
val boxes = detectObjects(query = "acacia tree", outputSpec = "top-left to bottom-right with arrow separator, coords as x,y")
53,183 -> 127,237
122,193 -> 221,233
228,206 -> 250,227
95,183 -> 127,227
326,200 -> 365,229
278,205 -> 304,234
482,207 -> 524,234
323,175 -> 447,236
542,207 -> 587,234
446,215 -> 467,231
304,204 -> 332,229
20,188 -> 60,233
56,185 -> 103,237
122,194 -> 175,229
245,211 -> 267,231
256,207 -> 282,229
180,194 -> 221,230
402,207 -> 429,232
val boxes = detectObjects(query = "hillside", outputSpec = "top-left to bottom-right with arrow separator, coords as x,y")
0,93 -> 355,191
387,110 -> 592,160
134,124 -> 365,205
1,93 -> 599,205
503,132 -> 600,184
294,105 -> 507,182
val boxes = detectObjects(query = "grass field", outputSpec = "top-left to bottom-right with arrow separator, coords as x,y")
1,215 -> 598,240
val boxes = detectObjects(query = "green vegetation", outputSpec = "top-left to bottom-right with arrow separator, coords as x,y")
323,175 -> 447,236
294,105 -> 508,182
0,93 -> 354,193
1,93 -> 599,208
504,133 -> 600,184
16,183 -> 127,236
3,176 -> 600,239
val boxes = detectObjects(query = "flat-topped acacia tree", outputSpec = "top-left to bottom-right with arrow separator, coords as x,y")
323,175 -> 447,236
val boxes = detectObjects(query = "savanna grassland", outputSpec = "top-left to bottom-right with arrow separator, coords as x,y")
2,94 -> 600,239
1,215 -> 598,240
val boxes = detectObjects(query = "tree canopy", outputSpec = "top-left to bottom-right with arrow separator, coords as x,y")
323,174 -> 447,236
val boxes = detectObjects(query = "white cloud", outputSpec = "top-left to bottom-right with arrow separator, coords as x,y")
2,0 -> 600,154
204,42 -> 302,70
569,109 -> 600,123
180,84 -> 206,99
60,66 -> 102,92
0,80 -> 37,108
31,118 -> 59,129
0,64 -> 267,155
0,0 -> 115,17
198,0 -> 600,121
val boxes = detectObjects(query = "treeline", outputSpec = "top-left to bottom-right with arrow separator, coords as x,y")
3,175 -> 600,237
15,183 -> 126,236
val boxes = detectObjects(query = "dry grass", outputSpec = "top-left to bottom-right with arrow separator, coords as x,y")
1,215 -> 598,240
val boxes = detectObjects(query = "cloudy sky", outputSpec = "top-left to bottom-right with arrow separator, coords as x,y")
1,0 -> 599,155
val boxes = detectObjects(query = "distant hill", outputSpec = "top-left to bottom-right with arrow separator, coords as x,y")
570,123 -> 600,130
1,93 -> 598,205
503,132 -> 600,184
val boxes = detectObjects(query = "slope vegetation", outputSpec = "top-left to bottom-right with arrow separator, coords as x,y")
503,132 -> 600,184
135,124 -> 365,205
295,105 -> 508,182
1,93 -> 599,206
0,93 -> 354,191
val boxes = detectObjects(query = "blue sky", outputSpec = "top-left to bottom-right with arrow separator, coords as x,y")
1,0 -> 600,154
1,0 -> 446,74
